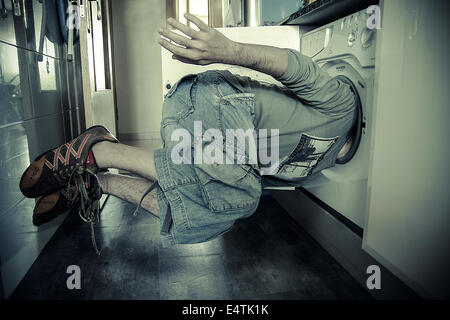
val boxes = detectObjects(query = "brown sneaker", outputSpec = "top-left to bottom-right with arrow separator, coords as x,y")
20,125 -> 118,198
33,171 -> 105,255
32,171 -> 104,227
32,190 -> 73,226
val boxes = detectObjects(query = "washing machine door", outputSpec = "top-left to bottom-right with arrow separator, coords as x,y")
301,59 -> 371,228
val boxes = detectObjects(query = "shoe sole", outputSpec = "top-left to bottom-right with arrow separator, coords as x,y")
20,156 -> 45,194
33,191 -> 61,226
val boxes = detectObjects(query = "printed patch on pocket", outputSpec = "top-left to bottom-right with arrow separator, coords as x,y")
277,133 -> 339,177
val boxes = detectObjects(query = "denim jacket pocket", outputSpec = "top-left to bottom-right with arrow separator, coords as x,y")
164,73 -> 197,99
216,93 -> 257,165
194,163 -> 261,214
218,93 -> 256,130
162,74 -> 198,128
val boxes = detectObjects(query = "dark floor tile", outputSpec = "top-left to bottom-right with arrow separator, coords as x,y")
159,254 -> 233,300
10,194 -> 373,300
10,196 -> 160,300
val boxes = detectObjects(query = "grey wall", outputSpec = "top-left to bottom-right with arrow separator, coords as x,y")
110,0 -> 165,141
0,0 -> 81,298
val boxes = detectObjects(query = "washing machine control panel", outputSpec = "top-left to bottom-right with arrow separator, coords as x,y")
301,9 -> 376,67
301,27 -> 333,57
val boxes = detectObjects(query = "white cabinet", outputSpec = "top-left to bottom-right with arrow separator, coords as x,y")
363,0 -> 450,299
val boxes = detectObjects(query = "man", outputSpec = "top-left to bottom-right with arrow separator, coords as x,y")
19,14 -> 356,253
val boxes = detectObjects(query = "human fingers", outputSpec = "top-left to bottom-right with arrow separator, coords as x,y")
158,37 -> 203,61
184,13 -> 210,32
167,17 -> 202,39
158,27 -> 204,50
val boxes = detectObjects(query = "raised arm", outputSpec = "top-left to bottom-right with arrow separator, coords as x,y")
158,14 -> 355,116
157,13 -> 288,79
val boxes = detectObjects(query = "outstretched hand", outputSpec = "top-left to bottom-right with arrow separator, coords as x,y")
158,13 -> 237,66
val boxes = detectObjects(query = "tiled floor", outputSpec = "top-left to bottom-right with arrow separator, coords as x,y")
10,193 -> 373,300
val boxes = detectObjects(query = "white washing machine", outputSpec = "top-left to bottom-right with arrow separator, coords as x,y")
299,8 -> 377,228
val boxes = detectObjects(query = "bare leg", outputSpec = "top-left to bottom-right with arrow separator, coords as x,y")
92,141 -> 157,181
97,171 -> 160,218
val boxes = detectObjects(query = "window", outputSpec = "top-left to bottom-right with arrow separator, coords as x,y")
179,0 -> 208,28
166,0 -> 222,28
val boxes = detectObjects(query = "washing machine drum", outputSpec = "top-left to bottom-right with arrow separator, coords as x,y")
334,75 -> 363,165
320,60 -> 366,165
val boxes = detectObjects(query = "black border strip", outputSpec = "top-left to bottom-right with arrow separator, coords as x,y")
297,186 -> 364,237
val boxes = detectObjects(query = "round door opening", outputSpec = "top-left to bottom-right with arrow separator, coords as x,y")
335,75 -> 364,165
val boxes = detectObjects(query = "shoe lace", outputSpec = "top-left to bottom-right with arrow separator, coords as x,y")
66,166 -> 102,255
